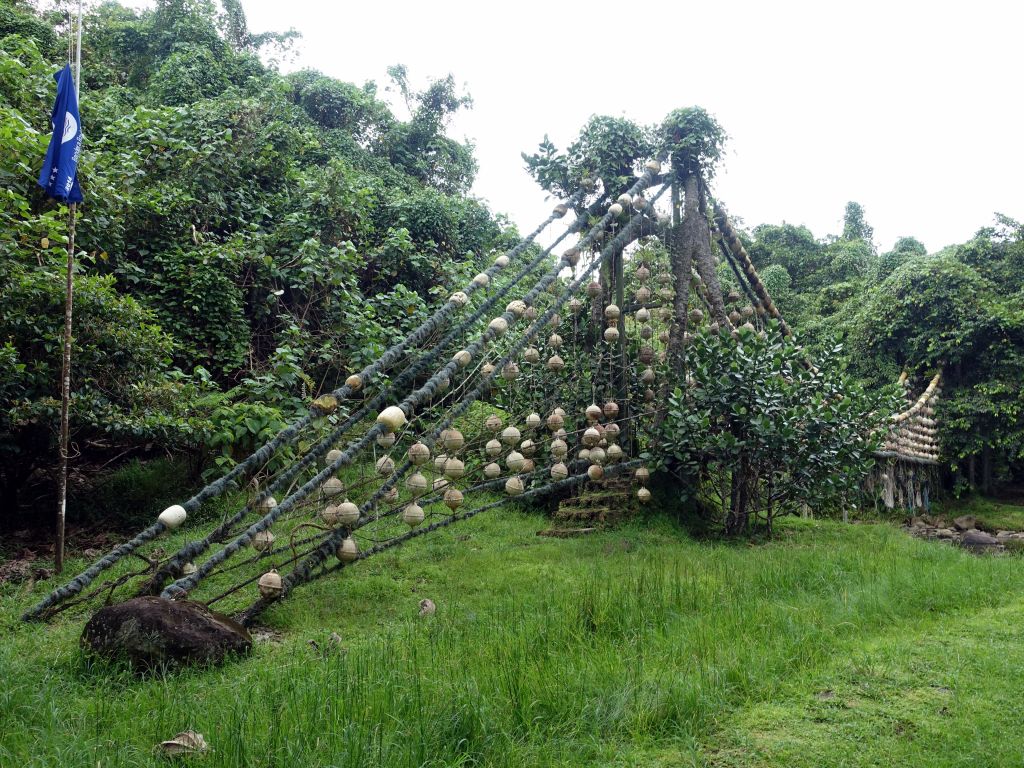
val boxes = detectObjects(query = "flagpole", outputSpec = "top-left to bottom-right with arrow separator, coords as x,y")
55,0 -> 83,575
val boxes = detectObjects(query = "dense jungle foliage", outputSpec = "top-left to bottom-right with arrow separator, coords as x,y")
0,0 -> 517,524
1,0 -> 1020,530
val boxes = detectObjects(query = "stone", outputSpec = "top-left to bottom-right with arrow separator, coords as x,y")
936,528 -> 957,539
81,596 -> 252,668
960,529 -> 999,551
953,515 -> 977,532
418,598 -> 436,616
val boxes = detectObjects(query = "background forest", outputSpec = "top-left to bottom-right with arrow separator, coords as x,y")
1,0 -> 1021,530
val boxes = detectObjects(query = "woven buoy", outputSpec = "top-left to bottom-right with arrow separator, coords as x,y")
636,307 -> 651,324
376,432 -> 396,449
433,453 -> 449,473
616,193 -> 632,208
473,272 -> 490,287
506,451 -> 525,472
443,488 -> 463,511
321,504 -> 341,526
489,317 -> 508,335
708,322 -> 720,335
637,487 -> 652,503
337,537 -> 358,563
688,308 -> 704,324
402,503 -> 425,528
607,444 -> 624,462
639,346 -> 655,364
181,561 -> 197,576
506,299 -> 527,316
641,367 -> 656,384
553,202 -> 569,217
741,305 -> 755,318
520,439 -> 537,457
604,423 -> 620,441
502,362 -> 519,381
548,333 -> 563,349
521,458 -> 536,473
326,448 -> 343,465
322,477 -> 345,497
640,325 -> 653,340
335,500 -> 359,526
408,442 -> 430,466
494,253 -> 510,268
482,362 -> 496,377
644,388 -> 655,402
449,291 -> 469,307
433,477 -> 449,491
659,329 -> 670,344
377,406 -> 407,432
578,448 -> 591,461
547,412 -> 564,431
586,403 -> 603,422
551,462 -> 569,480
501,426 -> 521,446
484,462 -> 502,479
604,304 -> 621,321
728,310 -> 741,325
587,464 -> 604,481
505,477 -> 525,496
252,529 -> 275,553
526,412 -> 542,430
583,427 -> 601,447
568,298 -> 583,314
604,326 -> 620,343
443,457 -> 465,479
727,289 -> 741,303
636,265 -> 651,282
442,429 -> 465,453
258,570 -> 283,598
553,406 -> 567,418
635,467 -> 650,485
523,347 -> 540,364
564,246 -> 580,266
406,473 -> 428,497
609,203 -> 623,217
741,321 -> 756,333
346,373 -> 364,392
645,159 -> 662,173
550,438 -> 568,458
376,456 -> 395,476
525,305 -> 538,320
547,355 -> 565,372
453,349 -> 472,367
158,505 -> 187,530
485,414 -> 503,433
659,307 -> 673,322
603,401 -> 619,419
589,447 -> 606,465
587,281 -> 602,298
632,195 -> 647,212
485,439 -> 502,457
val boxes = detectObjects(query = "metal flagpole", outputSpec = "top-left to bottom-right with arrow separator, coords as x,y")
55,0 -> 83,574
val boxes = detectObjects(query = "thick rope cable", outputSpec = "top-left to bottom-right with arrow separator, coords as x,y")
138,203 -> 590,595
711,201 -> 792,336
162,176 -> 667,601
23,191 -> 583,622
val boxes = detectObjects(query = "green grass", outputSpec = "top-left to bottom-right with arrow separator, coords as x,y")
3,507 -> 1024,766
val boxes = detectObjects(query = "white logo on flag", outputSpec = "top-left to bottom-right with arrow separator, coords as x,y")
62,112 -> 78,144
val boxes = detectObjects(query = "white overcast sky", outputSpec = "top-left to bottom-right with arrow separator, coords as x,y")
236,0 -> 1022,253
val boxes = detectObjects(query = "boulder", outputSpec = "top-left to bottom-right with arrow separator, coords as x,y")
953,515 -> 977,532
82,596 -> 251,668
936,528 -> 957,540
960,529 -> 999,551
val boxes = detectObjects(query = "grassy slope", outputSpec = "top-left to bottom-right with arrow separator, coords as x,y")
2,508 -> 1024,767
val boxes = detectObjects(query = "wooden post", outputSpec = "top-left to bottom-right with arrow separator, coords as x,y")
55,202 -> 76,574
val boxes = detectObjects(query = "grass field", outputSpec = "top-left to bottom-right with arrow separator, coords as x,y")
2,505 -> 1024,767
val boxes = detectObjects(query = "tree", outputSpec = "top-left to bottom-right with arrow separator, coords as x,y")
658,325 -> 895,535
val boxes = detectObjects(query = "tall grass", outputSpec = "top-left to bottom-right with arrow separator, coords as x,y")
2,515 -> 1023,766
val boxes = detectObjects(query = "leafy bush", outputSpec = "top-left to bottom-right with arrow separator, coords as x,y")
658,325 -> 897,535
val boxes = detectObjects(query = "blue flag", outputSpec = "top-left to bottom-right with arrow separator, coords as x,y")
38,64 -> 83,203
